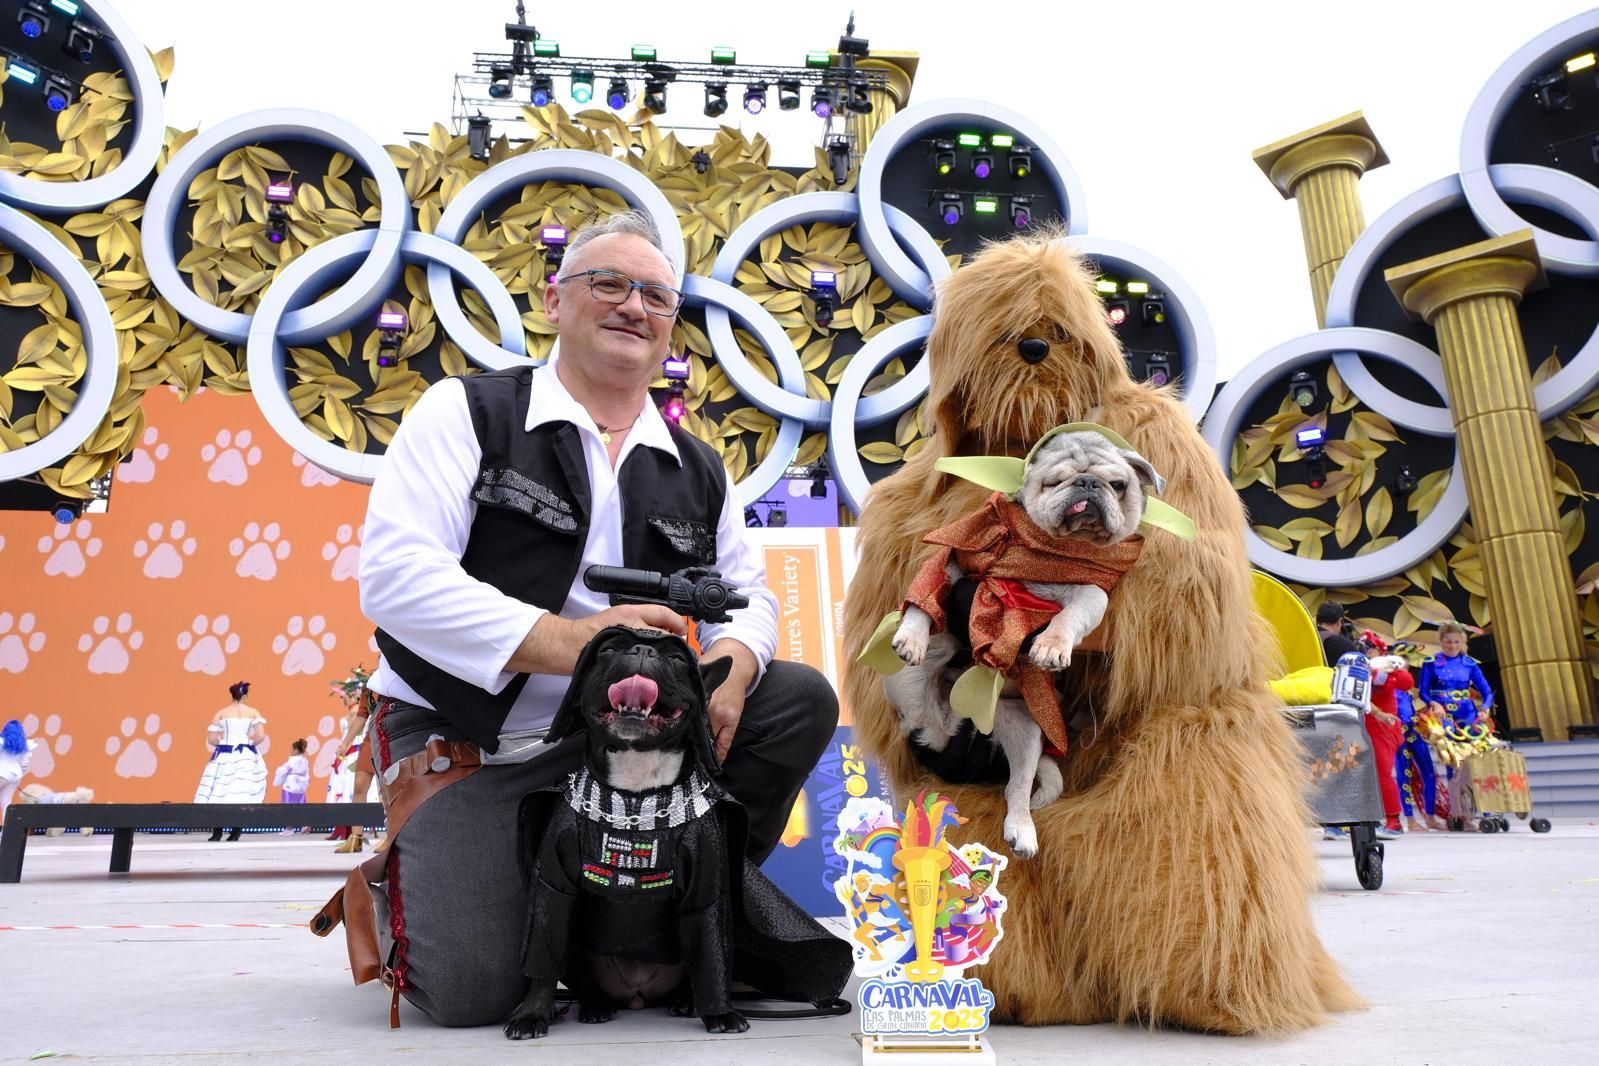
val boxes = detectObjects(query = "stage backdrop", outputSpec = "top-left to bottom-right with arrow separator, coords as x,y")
0,384 -> 883,912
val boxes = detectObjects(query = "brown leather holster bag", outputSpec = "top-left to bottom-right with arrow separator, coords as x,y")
309,722 -> 482,1028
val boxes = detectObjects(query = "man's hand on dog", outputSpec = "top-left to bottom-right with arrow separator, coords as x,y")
702,638 -> 758,764
509,604 -> 688,677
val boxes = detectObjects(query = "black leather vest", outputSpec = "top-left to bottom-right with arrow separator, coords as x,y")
375,366 -> 727,752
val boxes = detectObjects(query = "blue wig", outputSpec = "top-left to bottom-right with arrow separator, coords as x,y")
2,720 -> 26,756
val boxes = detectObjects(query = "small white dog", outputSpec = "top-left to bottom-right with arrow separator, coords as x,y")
883,429 -> 1162,858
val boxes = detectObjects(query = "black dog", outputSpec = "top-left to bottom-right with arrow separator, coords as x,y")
505,626 -> 850,1040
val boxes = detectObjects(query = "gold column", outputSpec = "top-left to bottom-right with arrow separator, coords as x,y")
1385,231 -> 1597,738
847,54 -> 917,154
1253,112 -> 1389,326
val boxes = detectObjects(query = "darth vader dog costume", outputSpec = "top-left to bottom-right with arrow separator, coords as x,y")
506,626 -> 851,1040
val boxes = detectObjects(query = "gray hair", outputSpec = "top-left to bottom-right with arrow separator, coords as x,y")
554,209 -> 675,280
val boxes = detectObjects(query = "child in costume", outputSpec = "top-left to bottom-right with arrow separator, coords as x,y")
274,738 -> 311,803
1418,621 -> 1494,728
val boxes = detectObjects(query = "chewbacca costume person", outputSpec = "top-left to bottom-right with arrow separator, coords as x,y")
841,230 -> 1361,1033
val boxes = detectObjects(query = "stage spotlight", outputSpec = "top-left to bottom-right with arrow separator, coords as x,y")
1141,299 -> 1166,326
1143,351 -> 1171,387
632,44 -> 657,62
810,460 -> 829,498
938,192 -> 962,226
533,39 -> 560,58
812,86 -> 834,118
704,82 -> 729,118
1394,464 -> 1418,496
662,385 -> 686,423
745,506 -> 763,528
1095,279 -> 1119,295
743,82 -> 767,114
663,356 -> 690,381
540,225 -> 568,280
1009,195 -> 1032,228
5,60 -> 39,86
530,73 -> 554,107
845,72 -> 872,114
767,502 -> 788,528
971,149 -> 994,180
607,76 -> 629,109
1106,301 -> 1129,327
42,75 -> 75,112
810,269 -> 838,327
52,500 -> 83,524
1295,425 -> 1327,451
488,64 -> 514,99
63,20 -> 100,63
570,69 -> 594,104
1296,425 -> 1328,489
1567,51 -> 1597,73
973,195 -> 998,217
1533,70 -> 1573,113
1288,370 -> 1318,409
467,113 -> 492,161
711,46 -> 736,65
806,50 -> 831,68
643,78 -> 668,114
1304,454 -> 1328,489
826,135 -> 851,185
691,149 -> 711,175
18,2 -> 49,38
777,79 -> 801,111
376,310 -> 406,369
1008,145 -> 1032,179
265,180 -> 293,244
932,140 -> 956,176
1126,280 -> 1150,295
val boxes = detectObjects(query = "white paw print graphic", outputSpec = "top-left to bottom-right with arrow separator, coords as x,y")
292,451 -> 341,487
0,612 -> 47,673
178,614 -> 240,675
321,523 -> 363,581
272,615 -> 337,676
202,429 -> 262,485
19,714 -> 72,778
105,714 -> 172,779
307,714 -> 347,778
133,521 -> 198,579
77,613 -> 144,675
38,520 -> 103,578
117,426 -> 171,484
229,521 -> 292,580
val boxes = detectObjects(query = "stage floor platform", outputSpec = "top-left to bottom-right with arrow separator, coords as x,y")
5,822 -> 1597,1064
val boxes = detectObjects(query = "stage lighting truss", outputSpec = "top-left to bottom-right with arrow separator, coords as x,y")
0,46 -> 89,113
929,189 -> 1046,229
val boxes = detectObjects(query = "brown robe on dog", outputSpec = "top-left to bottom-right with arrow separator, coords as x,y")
901,491 -> 1142,753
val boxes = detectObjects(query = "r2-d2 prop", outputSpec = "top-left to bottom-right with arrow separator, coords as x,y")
1331,652 -> 1372,711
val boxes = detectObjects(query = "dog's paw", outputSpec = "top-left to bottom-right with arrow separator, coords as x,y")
1028,632 -> 1073,671
702,1009 -> 750,1034
578,1000 -> 616,1025
892,627 -> 928,666
1030,757 -> 1063,810
1004,811 -> 1039,859
503,1013 -> 550,1040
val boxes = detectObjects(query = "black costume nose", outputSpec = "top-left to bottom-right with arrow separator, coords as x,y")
1018,337 -> 1049,364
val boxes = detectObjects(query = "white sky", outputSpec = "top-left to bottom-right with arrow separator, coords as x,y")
116,0 -> 1598,382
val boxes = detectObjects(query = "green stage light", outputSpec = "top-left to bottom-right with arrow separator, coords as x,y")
1126,281 -> 1150,295
990,133 -> 1014,148
806,50 -> 832,68
711,46 -> 736,64
571,69 -> 594,103
534,39 -> 560,57
1567,51 -> 1596,73
632,45 -> 657,62
973,196 -> 998,214
957,132 -> 983,148
1095,280 -> 1119,295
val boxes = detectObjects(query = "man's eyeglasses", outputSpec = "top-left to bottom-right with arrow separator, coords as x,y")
558,269 -> 683,317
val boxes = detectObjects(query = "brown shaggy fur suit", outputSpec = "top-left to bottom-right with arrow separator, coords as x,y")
841,230 -> 1361,1033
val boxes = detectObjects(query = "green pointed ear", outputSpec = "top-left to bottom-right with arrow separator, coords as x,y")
934,456 -> 1028,495
950,666 -> 1004,733
1139,497 -> 1197,541
857,611 -> 907,676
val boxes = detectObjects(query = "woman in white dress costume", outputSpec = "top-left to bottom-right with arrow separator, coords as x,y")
1,719 -> 37,825
195,681 -> 267,841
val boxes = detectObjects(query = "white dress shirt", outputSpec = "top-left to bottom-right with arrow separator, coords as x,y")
359,358 -> 778,735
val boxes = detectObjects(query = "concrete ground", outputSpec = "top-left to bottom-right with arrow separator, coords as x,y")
4,821 -> 1597,1065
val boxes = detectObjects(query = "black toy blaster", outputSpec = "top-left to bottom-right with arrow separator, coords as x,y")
583,565 -> 749,624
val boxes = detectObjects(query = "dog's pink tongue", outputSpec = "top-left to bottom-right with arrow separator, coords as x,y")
607,674 -> 659,710
1068,500 -> 1089,515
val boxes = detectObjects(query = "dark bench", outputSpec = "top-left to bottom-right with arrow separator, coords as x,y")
0,802 -> 386,883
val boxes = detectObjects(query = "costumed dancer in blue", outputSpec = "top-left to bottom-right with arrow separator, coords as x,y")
1418,621 -> 1494,728
1393,685 -> 1445,832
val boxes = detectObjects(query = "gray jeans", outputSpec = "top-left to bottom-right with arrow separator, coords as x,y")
370,660 -> 837,1027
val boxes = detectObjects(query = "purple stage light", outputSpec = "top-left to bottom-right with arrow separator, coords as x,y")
541,225 -> 568,246
265,181 -> 294,204
377,311 -> 407,331
814,101 -> 832,118
974,160 -> 991,179
663,357 -> 690,379
943,207 -> 959,225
